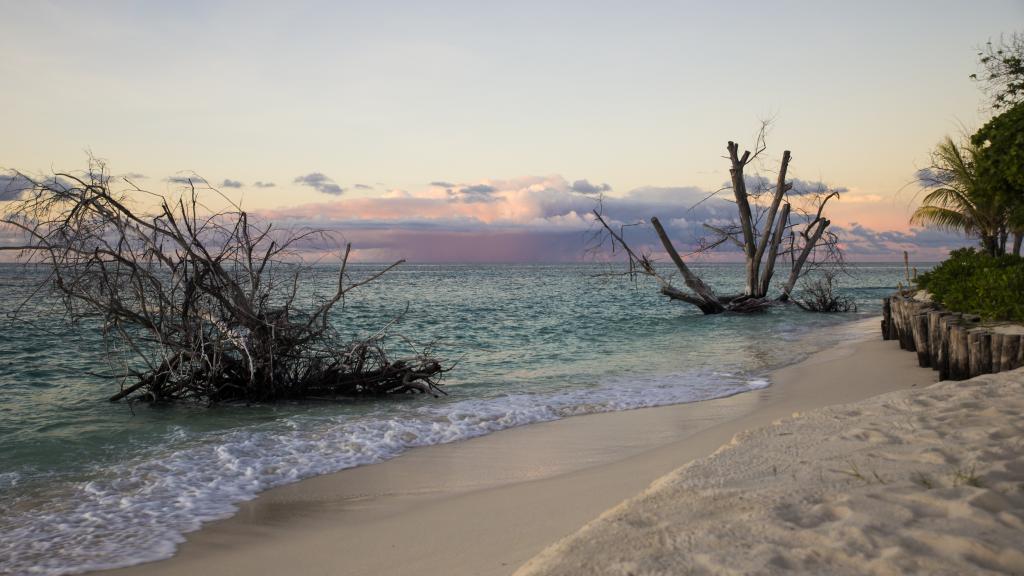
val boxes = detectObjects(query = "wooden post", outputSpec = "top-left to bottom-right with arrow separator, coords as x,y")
891,297 -> 902,348
936,315 -> 951,380
1001,334 -> 1021,371
900,299 -> 916,351
927,311 -> 939,367
968,331 -> 992,378
952,324 -> 970,380
895,297 -> 905,349
889,298 -> 900,341
912,313 -> 930,367
948,323 -> 960,380
941,313 -> 962,380
882,297 -> 892,340
929,311 -> 949,371
991,333 -> 1004,373
905,301 -> 917,351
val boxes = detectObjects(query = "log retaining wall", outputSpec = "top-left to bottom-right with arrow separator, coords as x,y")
882,294 -> 1024,380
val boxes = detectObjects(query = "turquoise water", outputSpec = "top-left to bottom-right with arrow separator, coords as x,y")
0,263 -> 916,575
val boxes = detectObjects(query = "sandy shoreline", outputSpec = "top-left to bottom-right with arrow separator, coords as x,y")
518,370 -> 1024,576
99,318 -> 936,576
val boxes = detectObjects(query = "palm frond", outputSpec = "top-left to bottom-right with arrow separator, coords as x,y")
914,136 -> 1009,244
919,187 -> 975,212
910,206 -> 971,232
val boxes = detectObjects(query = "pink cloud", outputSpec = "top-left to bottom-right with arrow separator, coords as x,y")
1,174 -> 968,264
251,176 -> 974,263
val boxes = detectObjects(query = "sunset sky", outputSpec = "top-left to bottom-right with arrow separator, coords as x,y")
2,0 -> 1022,261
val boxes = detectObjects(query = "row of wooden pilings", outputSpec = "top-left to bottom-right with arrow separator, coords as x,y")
882,294 -> 1024,380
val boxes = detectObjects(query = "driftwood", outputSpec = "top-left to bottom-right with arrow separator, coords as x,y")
882,294 -> 1024,381
1,161 -> 446,403
592,130 -> 844,314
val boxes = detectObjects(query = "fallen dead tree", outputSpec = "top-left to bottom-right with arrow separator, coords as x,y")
1,161 -> 445,403
593,130 -> 844,314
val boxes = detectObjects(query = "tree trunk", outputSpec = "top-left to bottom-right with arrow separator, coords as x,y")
759,202 -> 790,297
650,217 -> 726,313
1013,232 -> 1022,257
727,142 -> 757,296
982,234 -> 1000,257
779,218 -> 830,301
752,151 -> 792,297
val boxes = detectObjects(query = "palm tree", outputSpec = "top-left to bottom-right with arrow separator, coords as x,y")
911,136 -> 1008,256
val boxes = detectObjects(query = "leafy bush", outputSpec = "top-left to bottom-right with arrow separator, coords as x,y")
916,248 -> 1024,321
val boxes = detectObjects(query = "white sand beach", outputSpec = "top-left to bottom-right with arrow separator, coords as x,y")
99,318 -> 948,576
518,369 -> 1024,575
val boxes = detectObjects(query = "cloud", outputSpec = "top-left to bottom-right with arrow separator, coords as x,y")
254,181 -> 276,188
221,179 -> 243,188
250,174 -> 956,262
739,174 -> 848,197
429,181 -> 456,188
790,178 -> 848,196
834,223 -> 972,260
122,172 -> 146,180
354,183 -> 373,190
0,173 -> 82,201
915,167 -> 953,188
570,179 -> 612,195
254,176 -> 740,261
460,184 -> 497,195
0,174 -> 33,201
449,184 -> 500,203
166,175 -> 207,185
294,172 -> 344,195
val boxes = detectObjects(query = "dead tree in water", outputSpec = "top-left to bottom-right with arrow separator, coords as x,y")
1,161 -> 445,403
594,132 -> 843,314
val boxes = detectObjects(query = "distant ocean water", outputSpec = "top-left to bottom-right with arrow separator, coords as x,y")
0,262 -> 919,575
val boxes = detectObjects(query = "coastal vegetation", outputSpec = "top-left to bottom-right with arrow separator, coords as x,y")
0,162 -> 445,403
971,32 -> 1024,111
898,33 -> 1024,370
915,248 -> 1024,322
594,132 -> 844,314
913,34 -> 1024,257
905,32 -> 1024,325
910,136 -> 1013,256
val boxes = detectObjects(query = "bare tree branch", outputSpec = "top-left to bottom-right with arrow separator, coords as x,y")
1,159 -> 447,403
589,128 -> 846,315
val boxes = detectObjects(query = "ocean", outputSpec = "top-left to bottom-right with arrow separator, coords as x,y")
0,262 -> 915,575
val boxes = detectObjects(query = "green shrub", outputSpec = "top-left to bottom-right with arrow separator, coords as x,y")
916,248 -> 1024,321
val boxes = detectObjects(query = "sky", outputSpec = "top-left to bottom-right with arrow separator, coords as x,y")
2,0 -> 1022,261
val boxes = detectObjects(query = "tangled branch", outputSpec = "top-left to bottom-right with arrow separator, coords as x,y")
1,160 -> 446,403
